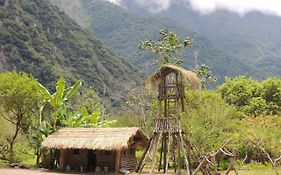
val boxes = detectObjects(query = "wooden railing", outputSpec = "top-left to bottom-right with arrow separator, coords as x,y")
154,118 -> 182,133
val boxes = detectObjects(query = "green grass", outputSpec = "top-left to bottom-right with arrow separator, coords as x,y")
141,164 -> 280,175
234,164 -> 280,175
235,169 -> 278,175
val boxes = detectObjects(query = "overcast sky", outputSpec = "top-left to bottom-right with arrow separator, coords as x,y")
105,0 -> 281,16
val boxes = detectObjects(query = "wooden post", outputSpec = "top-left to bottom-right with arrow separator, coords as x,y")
150,133 -> 161,174
179,130 -> 191,175
165,133 -> 170,174
158,138 -> 164,172
163,133 -> 167,172
115,149 -> 121,173
59,149 -> 66,169
136,134 -> 155,173
177,142 -> 181,175
85,150 -> 88,172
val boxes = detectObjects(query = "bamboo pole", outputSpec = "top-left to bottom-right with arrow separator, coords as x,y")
165,133 -> 171,174
179,129 -> 191,175
150,133 -> 161,174
136,134 -> 155,173
163,133 -> 167,172
158,137 -> 164,172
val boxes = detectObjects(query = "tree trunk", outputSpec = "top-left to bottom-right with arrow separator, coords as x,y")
273,165 -> 279,175
36,148 -> 42,167
8,120 -> 21,165
8,142 -> 14,165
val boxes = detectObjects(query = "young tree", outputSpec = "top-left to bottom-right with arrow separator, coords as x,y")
260,78 -> 281,115
139,29 -> 192,65
219,76 -> 281,116
194,64 -> 217,88
140,29 -> 216,87
0,72 -> 45,164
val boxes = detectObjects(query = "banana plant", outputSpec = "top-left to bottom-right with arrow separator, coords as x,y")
28,121 -> 53,166
62,107 -> 114,128
37,77 -> 82,130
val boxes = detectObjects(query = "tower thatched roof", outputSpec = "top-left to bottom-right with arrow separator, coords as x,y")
146,64 -> 201,90
41,127 -> 148,150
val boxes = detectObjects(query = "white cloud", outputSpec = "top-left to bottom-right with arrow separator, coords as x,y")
188,0 -> 281,16
105,0 -> 122,6
133,0 -> 172,13
104,0 -> 281,17
104,0 -> 172,13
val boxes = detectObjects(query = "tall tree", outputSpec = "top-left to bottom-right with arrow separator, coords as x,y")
0,72 -> 45,164
140,29 -> 216,87
139,29 -> 192,65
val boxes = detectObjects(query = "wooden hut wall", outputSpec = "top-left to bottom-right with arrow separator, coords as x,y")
59,148 -> 139,172
63,149 -> 88,171
96,150 -> 115,170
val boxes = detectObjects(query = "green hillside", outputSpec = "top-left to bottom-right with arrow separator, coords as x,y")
51,0 -> 267,84
0,0 -> 142,101
120,0 -> 281,77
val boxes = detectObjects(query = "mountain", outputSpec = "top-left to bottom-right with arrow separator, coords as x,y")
120,0 -> 281,77
51,0 -> 267,84
0,0 -> 142,103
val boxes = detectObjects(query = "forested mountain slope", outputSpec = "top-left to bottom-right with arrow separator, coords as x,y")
52,0 -> 267,84
0,0 -> 142,101
120,0 -> 281,77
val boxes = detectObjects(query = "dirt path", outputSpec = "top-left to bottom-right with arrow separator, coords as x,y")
0,168 -> 96,175
0,168 -> 179,175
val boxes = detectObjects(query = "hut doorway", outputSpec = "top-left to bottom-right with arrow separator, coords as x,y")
88,150 -> 97,172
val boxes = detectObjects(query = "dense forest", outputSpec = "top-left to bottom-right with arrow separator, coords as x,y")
120,0 -> 281,77
0,0 -> 142,104
52,0 -> 267,84
1,0 -> 281,174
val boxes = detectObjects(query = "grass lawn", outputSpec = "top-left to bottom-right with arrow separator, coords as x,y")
232,164 -> 280,175
234,169 -> 277,175
140,164 -> 280,175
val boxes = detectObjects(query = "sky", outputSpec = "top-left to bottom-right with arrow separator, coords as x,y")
105,0 -> 281,16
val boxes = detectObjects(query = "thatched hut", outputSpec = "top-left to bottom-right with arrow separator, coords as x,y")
41,127 -> 148,172
146,63 -> 201,91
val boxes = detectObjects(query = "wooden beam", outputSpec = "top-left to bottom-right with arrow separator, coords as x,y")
115,149 -> 121,173
136,133 -> 155,173
59,149 -> 66,169
85,150 -> 88,172
158,137 -> 164,172
165,133 -> 171,174
163,133 -> 167,172
179,131 -> 191,175
150,133 -> 161,174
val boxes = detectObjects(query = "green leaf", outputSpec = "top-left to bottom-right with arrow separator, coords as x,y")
36,81 -> 52,101
64,80 -> 82,101
53,77 -> 65,106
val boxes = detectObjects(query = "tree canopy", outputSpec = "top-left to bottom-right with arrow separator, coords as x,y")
0,72 -> 45,164
139,29 -> 192,65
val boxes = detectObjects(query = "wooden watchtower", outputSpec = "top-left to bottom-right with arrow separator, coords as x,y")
137,64 -> 201,174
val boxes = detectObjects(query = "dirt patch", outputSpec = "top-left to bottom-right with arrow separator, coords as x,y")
0,168 -> 179,175
0,168 -> 96,175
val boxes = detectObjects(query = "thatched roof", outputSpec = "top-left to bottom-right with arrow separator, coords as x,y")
147,64 -> 201,90
41,127 -> 148,150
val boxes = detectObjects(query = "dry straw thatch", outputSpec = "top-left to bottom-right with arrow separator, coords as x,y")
146,64 -> 201,90
41,127 -> 148,150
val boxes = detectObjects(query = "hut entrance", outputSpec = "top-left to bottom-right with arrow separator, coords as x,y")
88,150 -> 97,171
